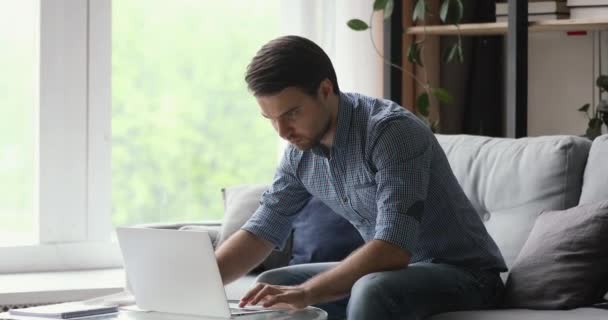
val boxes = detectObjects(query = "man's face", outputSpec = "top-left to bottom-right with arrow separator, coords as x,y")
257,85 -> 332,151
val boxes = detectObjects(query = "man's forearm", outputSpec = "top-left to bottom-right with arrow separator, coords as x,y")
299,240 -> 411,305
216,229 -> 274,285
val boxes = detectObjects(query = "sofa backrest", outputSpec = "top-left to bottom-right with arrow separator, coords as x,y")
435,134 -> 591,269
579,134 -> 608,205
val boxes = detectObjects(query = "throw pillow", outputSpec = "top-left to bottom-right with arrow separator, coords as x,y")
218,184 -> 269,245
503,200 -> 608,309
290,197 -> 364,265
219,184 -> 292,272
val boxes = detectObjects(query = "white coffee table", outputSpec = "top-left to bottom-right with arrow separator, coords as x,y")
0,307 -> 327,320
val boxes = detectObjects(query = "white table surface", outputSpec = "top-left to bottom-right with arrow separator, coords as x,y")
1,307 -> 327,320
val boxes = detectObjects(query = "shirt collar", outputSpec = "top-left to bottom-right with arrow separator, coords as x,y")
311,92 -> 352,158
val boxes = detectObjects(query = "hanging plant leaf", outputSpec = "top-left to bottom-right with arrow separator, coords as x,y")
413,0 -> 427,22
586,118 -> 603,140
597,100 -> 608,113
578,103 -> 590,113
430,120 -> 440,133
407,42 -> 424,67
384,0 -> 394,19
416,92 -> 430,117
347,19 -> 369,31
432,87 -> 454,104
373,0 -> 389,11
444,43 -> 458,63
440,0 -> 464,24
456,42 -> 464,63
596,75 -> 608,92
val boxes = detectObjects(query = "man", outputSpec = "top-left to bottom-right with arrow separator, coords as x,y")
215,35 -> 507,320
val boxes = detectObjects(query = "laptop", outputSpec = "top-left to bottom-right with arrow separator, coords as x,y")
116,227 -> 278,318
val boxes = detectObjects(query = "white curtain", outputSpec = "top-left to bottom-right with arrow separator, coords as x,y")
280,0 -> 384,98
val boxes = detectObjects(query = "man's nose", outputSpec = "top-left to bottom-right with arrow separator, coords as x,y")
275,119 -> 291,139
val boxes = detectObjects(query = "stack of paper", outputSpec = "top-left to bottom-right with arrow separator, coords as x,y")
496,1 -> 570,22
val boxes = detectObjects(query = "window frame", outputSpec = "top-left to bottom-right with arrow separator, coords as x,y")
0,0 -> 116,273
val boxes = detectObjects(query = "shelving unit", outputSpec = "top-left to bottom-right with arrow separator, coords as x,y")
406,18 -> 608,36
404,0 -> 608,138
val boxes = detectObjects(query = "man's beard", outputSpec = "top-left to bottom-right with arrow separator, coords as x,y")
290,118 -> 332,151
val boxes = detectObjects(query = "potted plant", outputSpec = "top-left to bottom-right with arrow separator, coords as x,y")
347,0 -> 464,131
578,75 -> 608,140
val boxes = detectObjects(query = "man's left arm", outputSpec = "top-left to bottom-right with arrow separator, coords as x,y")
241,118 -> 433,308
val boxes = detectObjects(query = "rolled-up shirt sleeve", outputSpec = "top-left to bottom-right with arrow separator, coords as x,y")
241,146 -> 311,251
370,116 -> 432,255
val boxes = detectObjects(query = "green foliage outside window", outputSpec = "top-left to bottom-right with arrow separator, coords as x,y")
112,0 -> 281,226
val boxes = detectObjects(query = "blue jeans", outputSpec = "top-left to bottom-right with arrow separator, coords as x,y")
255,262 -> 504,320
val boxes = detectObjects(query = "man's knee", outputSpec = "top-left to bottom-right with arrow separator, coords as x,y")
348,272 -> 402,318
255,266 -> 305,286
256,269 -> 287,285
350,272 -> 392,302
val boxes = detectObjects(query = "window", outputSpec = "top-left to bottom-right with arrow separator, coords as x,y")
0,0 -> 284,273
111,0 -> 282,226
0,0 -> 38,246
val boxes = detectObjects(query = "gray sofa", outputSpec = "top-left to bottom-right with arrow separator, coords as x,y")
152,134 -> 608,319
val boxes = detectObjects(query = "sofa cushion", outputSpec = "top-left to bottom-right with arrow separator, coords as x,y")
579,134 -> 608,205
219,184 -> 292,271
218,184 -> 269,245
436,135 -> 591,269
290,197 -> 364,265
503,200 -> 608,309
428,308 -> 608,320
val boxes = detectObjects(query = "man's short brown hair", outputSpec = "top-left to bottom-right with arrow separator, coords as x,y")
245,35 -> 339,97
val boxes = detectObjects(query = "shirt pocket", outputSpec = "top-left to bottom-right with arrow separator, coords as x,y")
349,182 -> 378,222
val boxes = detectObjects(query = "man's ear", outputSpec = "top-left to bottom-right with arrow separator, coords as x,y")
319,79 -> 333,99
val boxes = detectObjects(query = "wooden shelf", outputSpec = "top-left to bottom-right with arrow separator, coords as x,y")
406,18 -> 608,36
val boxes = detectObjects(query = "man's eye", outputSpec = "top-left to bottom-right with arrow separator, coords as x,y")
287,110 -> 298,118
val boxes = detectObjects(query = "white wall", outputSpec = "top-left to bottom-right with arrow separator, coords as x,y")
527,31 -> 607,136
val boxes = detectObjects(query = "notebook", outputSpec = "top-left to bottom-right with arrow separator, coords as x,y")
9,302 -> 118,319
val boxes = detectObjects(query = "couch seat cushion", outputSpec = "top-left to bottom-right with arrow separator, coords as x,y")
429,308 -> 608,320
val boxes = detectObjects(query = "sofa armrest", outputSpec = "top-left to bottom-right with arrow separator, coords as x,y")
134,221 -> 222,248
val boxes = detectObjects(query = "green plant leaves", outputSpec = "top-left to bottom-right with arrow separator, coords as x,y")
413,0 -> 427,22
432,87 -> 453,104
384,0 -> 394,19
440,0 -> 464,24
347,19 -> 369,31
597,100 -> 608,113
374,0 -> 394,19
578,103 -> 590,113
373,0 -> 389,10
586,118 -> 603,140
416,92 -> 430,117
408,42 -> 424,67
596,75 -> 608,92
445,43 -> 463,63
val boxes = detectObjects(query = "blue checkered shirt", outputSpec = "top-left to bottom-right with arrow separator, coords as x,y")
242,92 -> 507,272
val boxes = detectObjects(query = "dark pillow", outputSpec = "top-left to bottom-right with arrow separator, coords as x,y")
289,197 -> 364,265
503,200 -> 608,309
